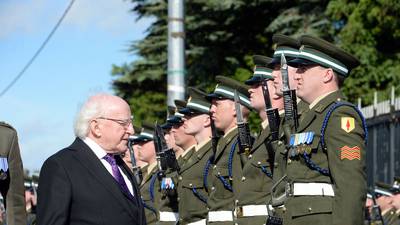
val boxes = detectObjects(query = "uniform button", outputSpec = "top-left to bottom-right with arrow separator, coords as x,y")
278,141 -> 283,146
257,161 -> 261,165
287,159 -> 291,164
211,186 -> 215,191
178,176 -> 182,181
217,172 -> 221,175
274,162 -> 279,168
189,183 -> 193,187
308,207 -> 312,212
213,165 -> 217,169
177,197 -> 180,201
241,176 -> 246,181
248,154 -> 252,159
207,207 -> 210,210
235,223 -> 238,225
282,207 -> 286,212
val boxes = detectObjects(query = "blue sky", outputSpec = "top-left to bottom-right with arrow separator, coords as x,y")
0,0 -> 152,172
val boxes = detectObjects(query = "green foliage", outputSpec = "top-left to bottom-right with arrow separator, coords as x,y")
326,0 -> 400,104
111,0 -> 400,127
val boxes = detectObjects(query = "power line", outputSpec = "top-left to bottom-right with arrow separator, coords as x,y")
0,0 -> 76,97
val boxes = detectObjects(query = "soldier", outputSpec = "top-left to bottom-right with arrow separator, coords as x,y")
136,122 -> 160,225
281,35 -> 367,225
123,125 -> 148,171
374,182 -> 397,225
268,34 -> 306,222
157,100 -> 196,225
231,55 -> 283,225
177,87 -> 214,225
206,76 -> 252,225
0,121 -> 27,225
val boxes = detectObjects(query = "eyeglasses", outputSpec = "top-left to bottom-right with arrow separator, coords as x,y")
97,117 -> 132,128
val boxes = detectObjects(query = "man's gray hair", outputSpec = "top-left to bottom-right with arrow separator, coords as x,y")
73,94 -> 111,138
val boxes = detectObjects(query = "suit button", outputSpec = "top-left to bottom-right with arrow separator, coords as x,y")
241,176 -> 246,181
308,207 -> 312,212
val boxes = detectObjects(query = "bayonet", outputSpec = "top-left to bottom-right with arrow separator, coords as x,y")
261,79 -> 280,141
210,116 -> 219,164
280,53 -> 299,131
234,90 -> 252,155
154,123 -> 180,178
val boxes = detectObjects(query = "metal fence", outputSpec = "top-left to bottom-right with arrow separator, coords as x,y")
359,89 -> 400,185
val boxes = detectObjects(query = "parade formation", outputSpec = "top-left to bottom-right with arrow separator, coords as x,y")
1,34 -> 400,225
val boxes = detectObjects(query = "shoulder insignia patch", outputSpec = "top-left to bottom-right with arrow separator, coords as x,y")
341,117 -> 355,133
340,146 -> 361,160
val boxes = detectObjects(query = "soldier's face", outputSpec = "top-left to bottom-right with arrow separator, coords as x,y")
390,194 -> 400,210
171,123 -> 195,149
376,195 -> 393,211
137,141 -> 156,163
183,113 -> 208,137
272,64 -> 298,96
294,65 -> 325,104
249,80 -> 280,112
210,99 -> 235,132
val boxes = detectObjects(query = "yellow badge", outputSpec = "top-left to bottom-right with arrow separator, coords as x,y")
341,117 -> 355,133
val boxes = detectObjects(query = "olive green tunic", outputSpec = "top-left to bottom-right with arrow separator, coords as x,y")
177,140 -> 213,225
284,91 -> 367,225
207,128 -> 242,225
234,124 -> 273,225
0,122 -> 27,225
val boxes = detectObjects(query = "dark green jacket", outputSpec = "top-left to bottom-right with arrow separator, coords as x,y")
234,125 -> 273,225
207,128 -> 242,224
177,140 -> 213,224
158,148 -> 194,225
140,164 -> 160,225
285,91 -> 367,225
0,122 -> 27,225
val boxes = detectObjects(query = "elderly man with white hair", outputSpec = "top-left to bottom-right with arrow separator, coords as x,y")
37,93 -> 145,225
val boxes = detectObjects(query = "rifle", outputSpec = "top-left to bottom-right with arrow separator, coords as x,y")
369,189 -> 385,225
153,123 -> 180,179
234,90 -> 253,156
128,136 -> 143,185
280,53 -> 299,132
261,79 -> 280,141
210,116 -> 219,164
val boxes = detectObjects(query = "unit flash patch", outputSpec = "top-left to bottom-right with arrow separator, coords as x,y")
340,146 -> 361,160
341,117 -> 355,133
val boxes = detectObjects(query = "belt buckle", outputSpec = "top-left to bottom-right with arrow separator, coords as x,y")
285,182 -> 293,197
235,206 -> 243,218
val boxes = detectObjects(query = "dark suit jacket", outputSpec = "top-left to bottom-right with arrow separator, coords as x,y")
37,138 -> 146,225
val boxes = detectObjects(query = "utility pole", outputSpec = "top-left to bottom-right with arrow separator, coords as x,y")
167,0 -> 185,106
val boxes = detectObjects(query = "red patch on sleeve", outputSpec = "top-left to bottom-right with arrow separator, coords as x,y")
340,146 -> 361,160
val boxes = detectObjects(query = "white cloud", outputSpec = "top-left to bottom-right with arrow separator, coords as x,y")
0,0 -> 152,38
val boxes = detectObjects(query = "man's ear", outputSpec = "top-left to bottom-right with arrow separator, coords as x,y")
89,120 -> 101,137
230,101 -> 237,117
204,115 -> 211,128
323,68 -> 334,83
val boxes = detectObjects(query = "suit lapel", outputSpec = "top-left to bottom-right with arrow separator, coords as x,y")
70,138 -> 137,220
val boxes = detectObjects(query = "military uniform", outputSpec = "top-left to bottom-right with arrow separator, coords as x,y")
206,76 -> 252,225
178,141 -> 212,225
140,163 -> 160,225
281,35 -> 367,225
0,122 -> 27,225
231,56 -> 277,225
158,148 -> 194,225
